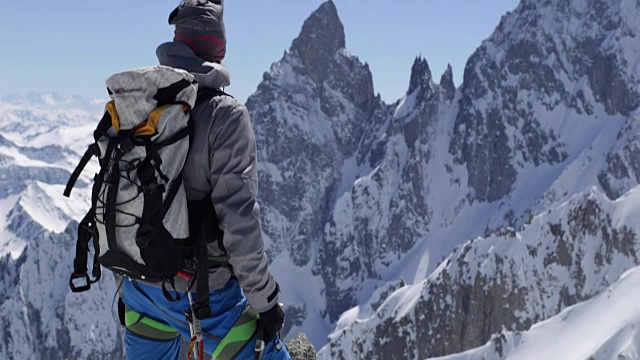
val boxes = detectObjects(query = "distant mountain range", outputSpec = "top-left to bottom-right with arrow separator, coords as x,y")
1,0 -> 640,359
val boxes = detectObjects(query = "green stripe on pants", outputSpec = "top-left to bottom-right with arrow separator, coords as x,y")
125,308 -> 180,341
212,307 -> 259,359
125,305 -> 258,359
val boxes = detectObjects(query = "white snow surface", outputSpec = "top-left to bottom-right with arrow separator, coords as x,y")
319,0 -> 640,356
0,94 -> 99,249
0,94 -> 118,359
319,185 -> 640,359
430,265 -> 640,360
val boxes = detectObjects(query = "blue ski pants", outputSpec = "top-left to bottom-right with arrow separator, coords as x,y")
121,277 -> 291,360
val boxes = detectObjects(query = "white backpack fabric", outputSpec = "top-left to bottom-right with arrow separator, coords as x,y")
65,66 -> 200,284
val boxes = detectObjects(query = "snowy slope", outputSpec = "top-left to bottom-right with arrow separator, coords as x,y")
430,265 -> 640,360
320,186 -> 640,359
318,0 -> 640,357
0,94 -> 121,360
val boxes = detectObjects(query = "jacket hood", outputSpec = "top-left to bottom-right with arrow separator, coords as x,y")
156,41 -> 231,89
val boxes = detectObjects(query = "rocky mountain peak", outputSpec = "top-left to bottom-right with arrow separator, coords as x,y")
408,56 -> 433,94
439,64 -> 455,101
291,1 -> 346,83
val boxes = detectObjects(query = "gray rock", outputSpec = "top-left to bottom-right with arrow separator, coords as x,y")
323,192 -> 640,359
248,0 -> 386,322
598,120 -> 640,199
286,333 -> 317,360
408,57 -> 432,95
290,1 -> 345,85
439,64 -> 455,101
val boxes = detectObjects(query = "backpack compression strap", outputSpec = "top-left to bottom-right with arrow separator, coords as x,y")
69,211 -> 102,292
186,88 -> 233,320
67,114 -> 114,292
63,110 -> 112,197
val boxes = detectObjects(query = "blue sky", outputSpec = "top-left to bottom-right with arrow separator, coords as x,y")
0,0 -> 519,104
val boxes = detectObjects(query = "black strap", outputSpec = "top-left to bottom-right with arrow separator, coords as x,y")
186,195 -> 217,320
130,279 -> 223,342
193,231 -> 212,320
69,211 -> 100,292
186,85 -> 227,244
105,137 -> 123,252
80,137 -> 111,289
72,212 -> 93,275
90,237 -> 102,282
158,175 -> 184,221
138,158 -> 165,225
94,110 -> 113,142
161,277 -> 181,302
144,141 -> 170,184
183,89 -> 232,320
155,120 -> 192,148
92,138 -> 113,212
65,109 -> 113,198
64,144 -> 100,197
154,79 -> 193,108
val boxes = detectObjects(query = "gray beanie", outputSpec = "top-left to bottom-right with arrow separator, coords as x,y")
169,0 -> 226,62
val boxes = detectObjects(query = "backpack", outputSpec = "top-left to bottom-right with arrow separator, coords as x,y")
64,65 -> 227,319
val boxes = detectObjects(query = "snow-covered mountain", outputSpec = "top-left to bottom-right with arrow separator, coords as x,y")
3,0 -> 640,358
0,95 -> 120,359
320,187 -> 640,359
313,0 -> 640,358
431,262 -> 640,360
247,2 -> 467,344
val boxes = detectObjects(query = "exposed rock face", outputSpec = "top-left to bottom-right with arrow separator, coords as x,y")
450,0 -> 640,202
321,189 -> 640,359
439,64 -> 455,102
317,55 -> 448,322
286,333 -> 317,360
408,57 -> 433,95
317,0 -> 640,357
291,1 -> 345,85
598,118 -> 640,199
0,223 -> 122,360
450,25 -> 568,202
248,0 -> 397,328
247,0 -> 379,271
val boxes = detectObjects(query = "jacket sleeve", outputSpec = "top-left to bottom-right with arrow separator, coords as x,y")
207,102 -> 279,313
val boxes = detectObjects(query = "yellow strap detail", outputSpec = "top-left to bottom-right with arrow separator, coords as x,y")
105,103 -> 189,136
132,105 -> 170,136
106,101 -> 120,133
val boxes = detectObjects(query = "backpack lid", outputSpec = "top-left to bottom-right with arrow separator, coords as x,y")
106,66 -> 197,131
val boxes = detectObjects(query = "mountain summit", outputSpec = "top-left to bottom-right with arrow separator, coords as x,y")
408,57 -> 433,94
291,0 -> 346,83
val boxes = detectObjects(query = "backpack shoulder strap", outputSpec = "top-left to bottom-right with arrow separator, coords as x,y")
195,88 -> 233,108
186,87 -> 233,319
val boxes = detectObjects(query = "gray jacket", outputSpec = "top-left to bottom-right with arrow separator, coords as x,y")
154,42 -> 279,313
